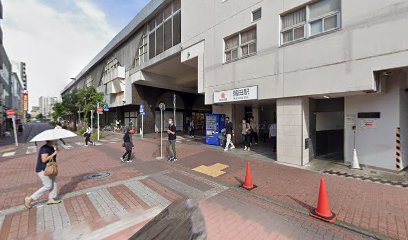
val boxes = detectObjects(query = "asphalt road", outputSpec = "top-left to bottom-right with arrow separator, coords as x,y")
19,122 -> 53,143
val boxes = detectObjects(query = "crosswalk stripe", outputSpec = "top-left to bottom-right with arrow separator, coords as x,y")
2,152 -> 16,157
26,146 -> 37,154
74,142 -> 85,147
95,142 -> 102,146
60,144 -> 73,149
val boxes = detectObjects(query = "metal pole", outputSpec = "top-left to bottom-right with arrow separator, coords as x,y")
97,102 -> 100,141
173,93 -> 176,128
160,109 -> 163,158
141,114 -> 144,139
90,110 -> 94,129
12,116 -> 18,147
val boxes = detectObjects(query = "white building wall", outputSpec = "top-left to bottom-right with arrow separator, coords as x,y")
344,75 -> 405,170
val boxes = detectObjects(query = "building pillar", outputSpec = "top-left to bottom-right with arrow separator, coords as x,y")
277,97 -> 310,166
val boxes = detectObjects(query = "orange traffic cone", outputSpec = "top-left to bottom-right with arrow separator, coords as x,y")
309,178 -> 337,223
242,162 -> 255,190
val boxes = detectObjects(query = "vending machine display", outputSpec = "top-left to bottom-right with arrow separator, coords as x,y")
205,114 -> 226,145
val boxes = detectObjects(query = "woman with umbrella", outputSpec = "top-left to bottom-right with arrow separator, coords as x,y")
24,128 -> 77,208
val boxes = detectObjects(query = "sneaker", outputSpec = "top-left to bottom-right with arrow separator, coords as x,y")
244,147 -> 247,151
172,158 -> 177,162
230,146 -> 235,150
224,149 -> 228,152
120,157 -> 125,162
247,148 -> 251,151
85,145 -> 89,147
126,159 -> 133,163
47,199 -> 62,205
24,197 -> 32,209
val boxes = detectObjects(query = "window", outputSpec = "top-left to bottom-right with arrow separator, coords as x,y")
147,0 -> 181,59
241,28 -> 256,56
224,35 -> 239,62
281,8 -> 306,44
135,32 -> 148,67
224,27 -> 257,63
280,0 -> 341,45
252,8 -> 262,22
85,76 -> 92,87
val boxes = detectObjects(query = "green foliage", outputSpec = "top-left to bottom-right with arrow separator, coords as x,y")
75,87 -> 106,124
78,127 -> 86,135
91,132 -> 103,140
37,113 -> 44,119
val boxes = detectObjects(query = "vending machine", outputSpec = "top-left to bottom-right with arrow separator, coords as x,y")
205,114 -> 226,146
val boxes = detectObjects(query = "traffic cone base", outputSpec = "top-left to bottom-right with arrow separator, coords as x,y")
310,178 -> 337,223
241,162 -> 257,191
309,209 -> 337,223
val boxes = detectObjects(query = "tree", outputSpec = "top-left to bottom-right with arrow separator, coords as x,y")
53,90 -> 79,130
52,102 -> 64,121
37,113 -> 44,120
75,86 -> 105,125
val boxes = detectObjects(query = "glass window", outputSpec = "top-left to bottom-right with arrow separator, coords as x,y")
163,4 -> 172,19
280,0 -> 341,45
164,19 -> 172,50
174,0 -> 181,11
149,32 -> 155,59
156,25 -> 164,54
324,15 -> 337,31
310,0 -> 340,19
241,28 -> 257,57
310,20 -> 323,36
148,19 -> 155,32
173,12 -> 181,45
252,8 -> 262,22
225,35 -> 239,62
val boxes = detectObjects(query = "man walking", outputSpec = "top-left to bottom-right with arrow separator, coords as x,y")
224,116 -> 235,151
166,118 -> 177,162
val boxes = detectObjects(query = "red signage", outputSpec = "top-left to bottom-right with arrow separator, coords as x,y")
97,107 -> 103,113
7,110 -> 15,117
23,91 -> 29,112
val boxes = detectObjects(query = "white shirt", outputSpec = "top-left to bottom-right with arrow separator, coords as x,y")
269,123 -> 277,137
54,126 -> 62,129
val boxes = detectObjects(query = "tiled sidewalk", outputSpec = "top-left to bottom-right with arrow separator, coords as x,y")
132,138 -> 408,240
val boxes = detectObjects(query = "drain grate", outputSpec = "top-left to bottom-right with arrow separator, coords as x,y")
323,170 -> 408,188
83,172 -> 112,181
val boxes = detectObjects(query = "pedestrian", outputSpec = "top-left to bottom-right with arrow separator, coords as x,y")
250,116 -> 259,145
224,116 -> 235,151
241,119 -> 251,151
189,118 -> 194,137
261,120 -> 269,143
54,123 -> 66,145
269,120 -> 277,152
121,128 -> 134,162
84,125 -> 94,146
166,118 -> 177,162
24,140 -> 61,209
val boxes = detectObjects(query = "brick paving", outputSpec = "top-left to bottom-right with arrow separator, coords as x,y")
0,135 -> 394,239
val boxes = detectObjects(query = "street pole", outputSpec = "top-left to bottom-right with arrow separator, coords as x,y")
90,110 -> 94,129
12,116 -> 18,147
173,93 -> 176,128
141,114 -> 144,139
160,109 -> 163,158
97,102 -> 100,141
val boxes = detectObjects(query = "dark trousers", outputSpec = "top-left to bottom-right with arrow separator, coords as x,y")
122,149 -> 132,160
166,140 -> 177,158
85,134 -> 93,145
251,132 -> 258,144
271,136 -> 276,152
243,134 -> 250,148
189,129 -> 194,136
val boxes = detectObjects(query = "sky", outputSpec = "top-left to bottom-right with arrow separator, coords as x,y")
2,0 -> 150,109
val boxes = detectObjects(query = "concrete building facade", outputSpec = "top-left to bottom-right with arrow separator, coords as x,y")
62,0 -> 408,171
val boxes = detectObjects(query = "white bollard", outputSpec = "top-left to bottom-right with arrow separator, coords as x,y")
351,148 -> 361,169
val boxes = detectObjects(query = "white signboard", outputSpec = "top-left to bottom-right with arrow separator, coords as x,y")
360,119 -> 377,129
214,86 -> 258,103
345,113 -> 356,126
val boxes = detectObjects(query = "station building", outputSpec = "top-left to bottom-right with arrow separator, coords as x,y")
62,0 -> 408,172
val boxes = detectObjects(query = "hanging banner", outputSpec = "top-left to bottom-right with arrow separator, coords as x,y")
23,91 -> 29,112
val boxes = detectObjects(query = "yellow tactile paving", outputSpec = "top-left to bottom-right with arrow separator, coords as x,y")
192,163 -> 229,177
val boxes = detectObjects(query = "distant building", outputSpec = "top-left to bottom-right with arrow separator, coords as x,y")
39,96 -> 59,117
11,61 -> 27,90
30,106 -> 40,118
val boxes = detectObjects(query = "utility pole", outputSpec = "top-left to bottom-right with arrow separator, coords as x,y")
97,102 -> 100,140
